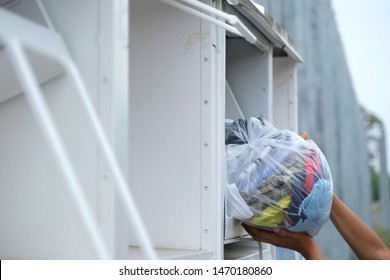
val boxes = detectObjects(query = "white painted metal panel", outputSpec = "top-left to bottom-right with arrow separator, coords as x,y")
199,1 -> 225,258
225,81 -> 245,120
273,56 -> 298,132
96,0 -> 131,260
129,0 -> 225,258
226,38 -> 272,120
129,0 -> 204,251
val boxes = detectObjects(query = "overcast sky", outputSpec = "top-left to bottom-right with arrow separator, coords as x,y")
331,0 -> 390,173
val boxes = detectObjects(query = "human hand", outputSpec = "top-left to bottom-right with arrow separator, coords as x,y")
241,223 -> 323,260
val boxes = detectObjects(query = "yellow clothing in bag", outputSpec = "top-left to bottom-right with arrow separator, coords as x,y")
249,195 -> 291,227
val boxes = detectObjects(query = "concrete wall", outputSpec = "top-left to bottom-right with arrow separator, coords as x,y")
254,0 -> 372,259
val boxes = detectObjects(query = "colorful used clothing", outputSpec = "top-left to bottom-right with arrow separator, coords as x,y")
286,179 -> 332,235
225,117 -> 333,236
249,195 -> 291,227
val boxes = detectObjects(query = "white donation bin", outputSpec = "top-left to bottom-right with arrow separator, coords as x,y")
0,0 -> 302,260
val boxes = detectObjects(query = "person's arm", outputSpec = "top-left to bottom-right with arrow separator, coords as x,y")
241,224 -> 323,260
331,195 -> 390,260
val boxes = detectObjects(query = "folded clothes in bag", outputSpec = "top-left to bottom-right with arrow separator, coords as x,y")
225,117 -> 333,236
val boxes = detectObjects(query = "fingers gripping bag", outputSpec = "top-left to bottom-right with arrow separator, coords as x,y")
225,117 -> 333,236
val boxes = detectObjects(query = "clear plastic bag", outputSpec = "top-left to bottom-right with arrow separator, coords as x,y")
225,117 -> 333,236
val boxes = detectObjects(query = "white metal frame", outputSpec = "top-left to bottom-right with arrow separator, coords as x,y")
227,0 -> 303,63
0,8 -> 156,259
